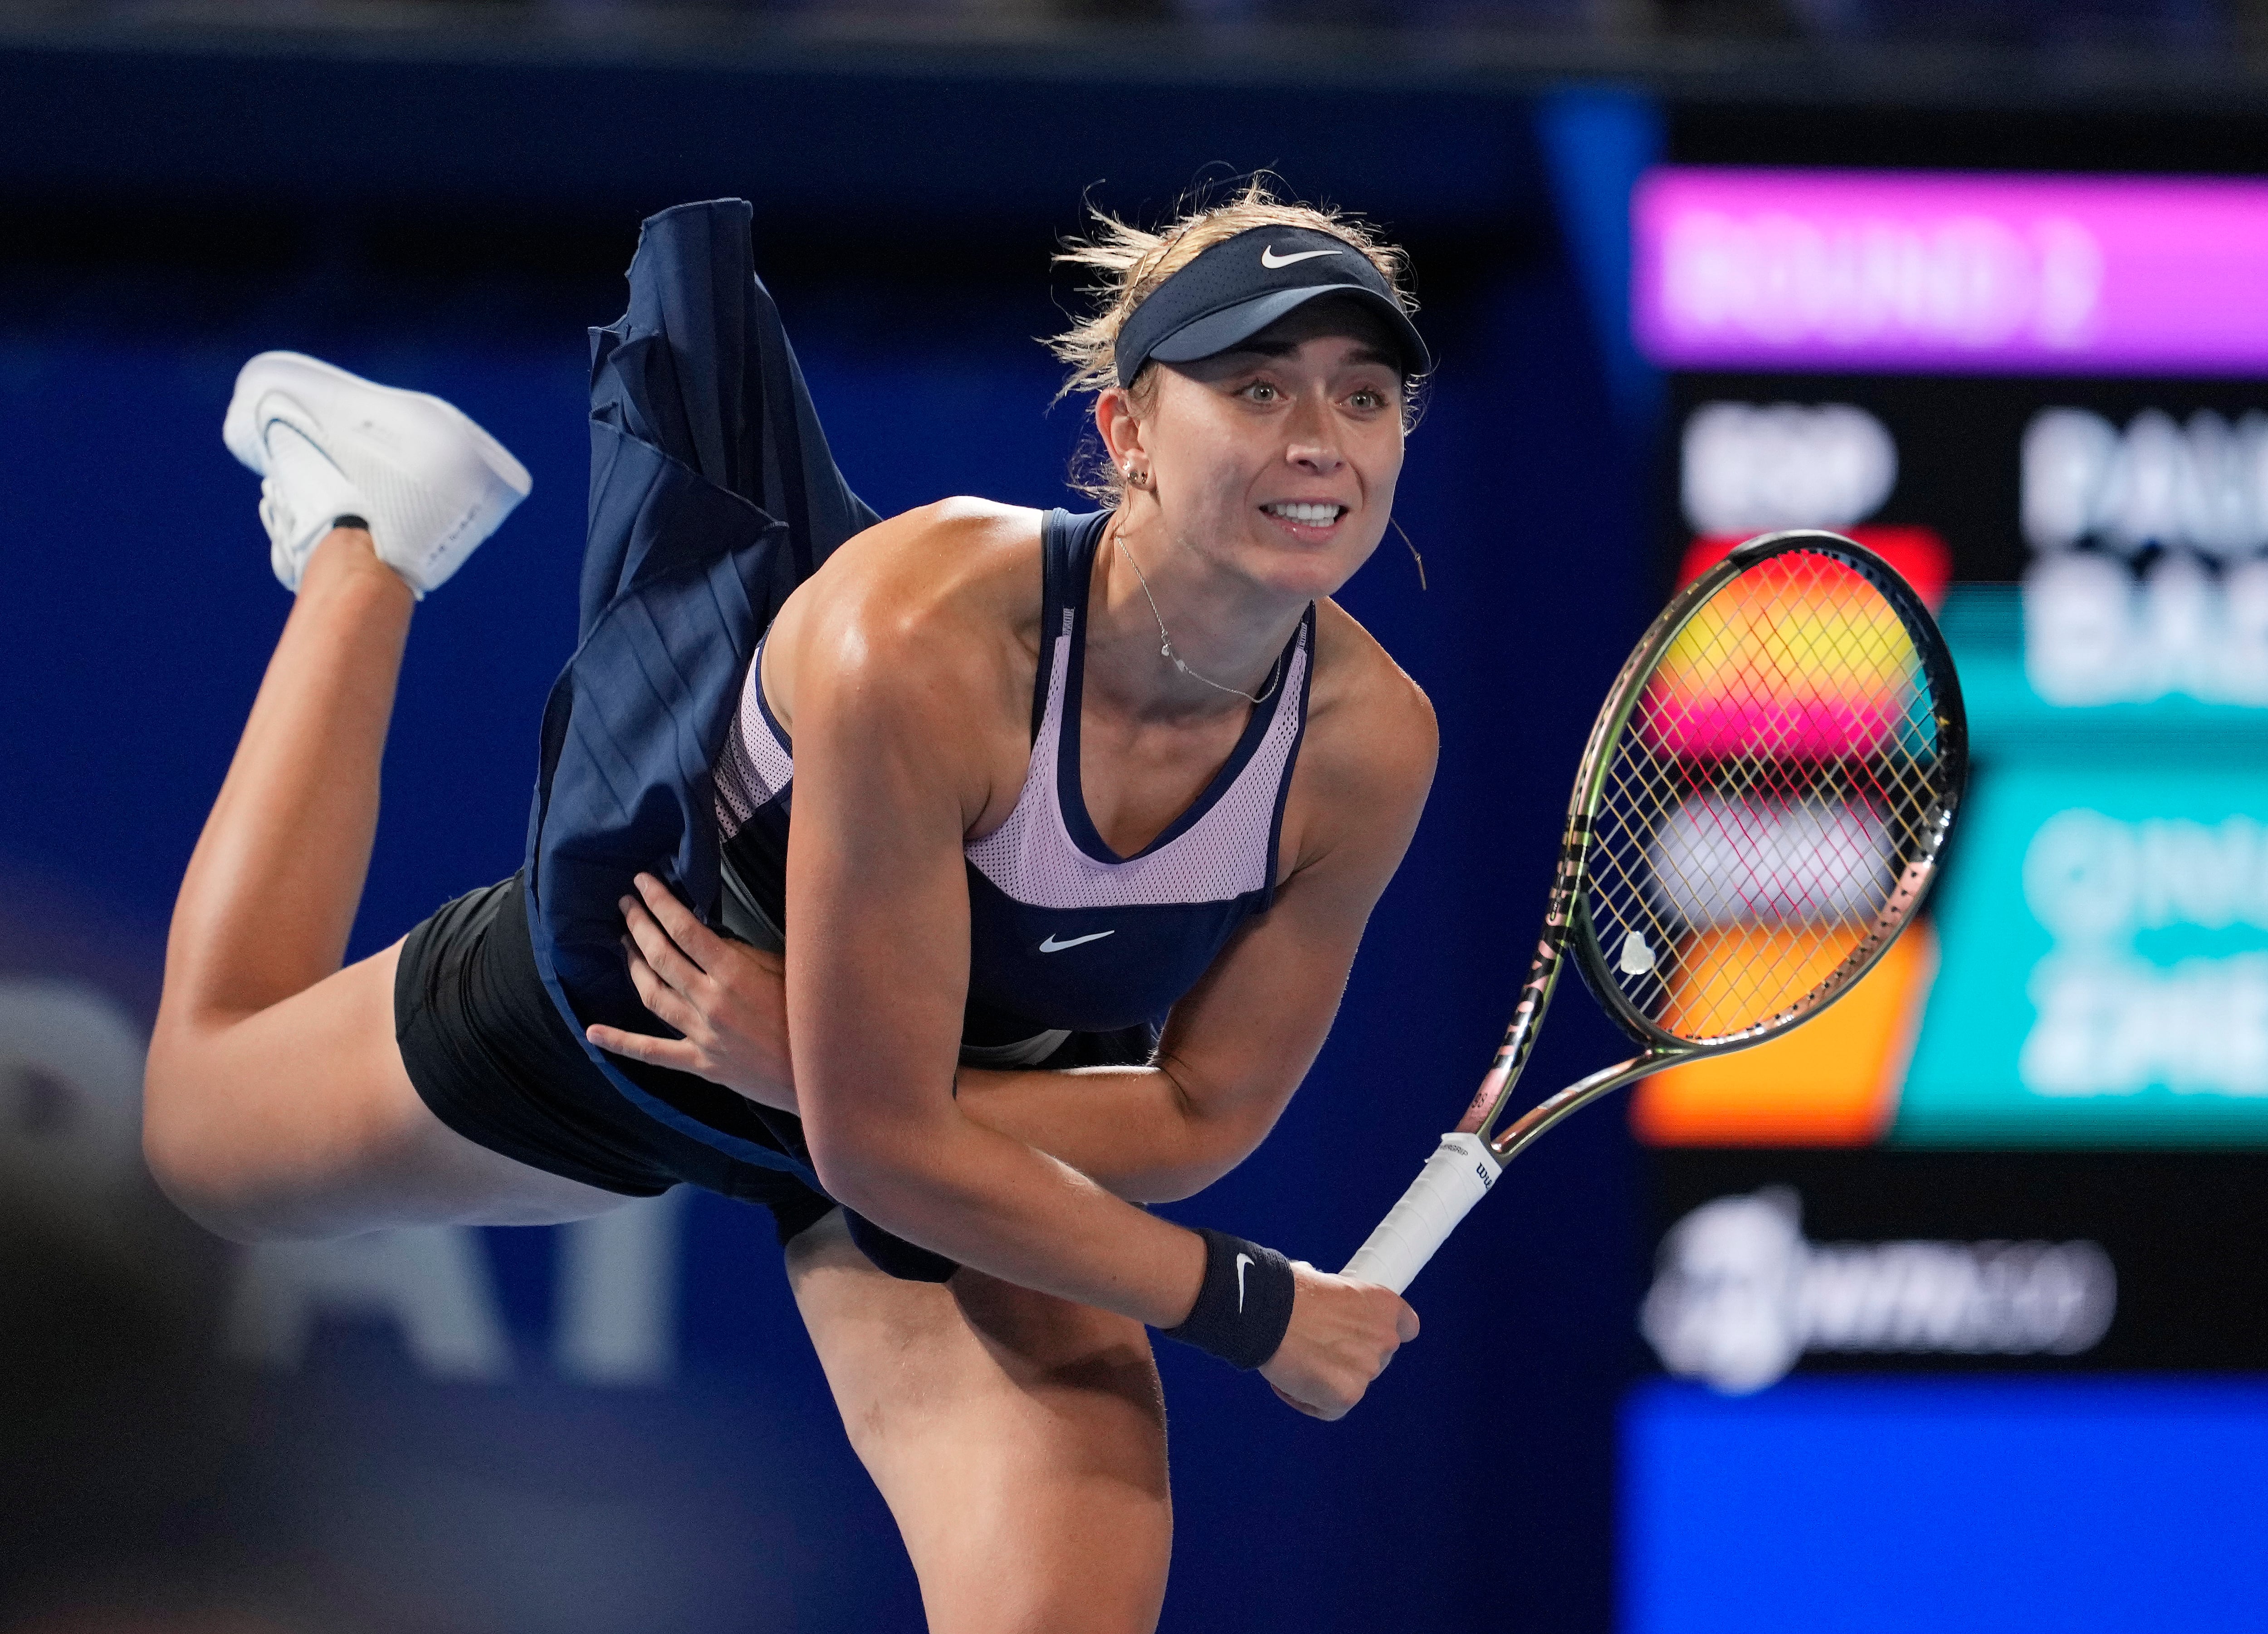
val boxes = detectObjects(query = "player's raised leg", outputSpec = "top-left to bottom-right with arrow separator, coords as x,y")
144,355 -> 619,1240
787,1211 -> 1173,1634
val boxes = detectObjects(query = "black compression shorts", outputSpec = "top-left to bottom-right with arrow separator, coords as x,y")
392,873 -> 957,1280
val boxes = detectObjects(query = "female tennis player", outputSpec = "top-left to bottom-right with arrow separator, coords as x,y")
145,183 -> 1435,1632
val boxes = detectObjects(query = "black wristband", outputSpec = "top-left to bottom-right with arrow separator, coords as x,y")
1160,1227 -> 1295,1371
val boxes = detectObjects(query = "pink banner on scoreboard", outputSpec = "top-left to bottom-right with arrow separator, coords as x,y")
1633,166 -> 2268,375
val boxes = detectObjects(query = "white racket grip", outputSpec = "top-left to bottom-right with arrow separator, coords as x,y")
1340,1133 -> 1502,1294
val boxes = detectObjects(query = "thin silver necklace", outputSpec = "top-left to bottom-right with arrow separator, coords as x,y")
1110,529 -> 1283,707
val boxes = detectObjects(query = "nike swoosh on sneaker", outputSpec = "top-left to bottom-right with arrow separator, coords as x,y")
1261,245 -> 1344,268
1038,930 -> 1115,953
1235,1252 -> 1254,1311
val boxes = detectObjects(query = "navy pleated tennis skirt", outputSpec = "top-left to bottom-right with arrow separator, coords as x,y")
389,200 -> 963,1282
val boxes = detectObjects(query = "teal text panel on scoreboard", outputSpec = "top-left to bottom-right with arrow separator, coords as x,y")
1901,761 -> 2268,1145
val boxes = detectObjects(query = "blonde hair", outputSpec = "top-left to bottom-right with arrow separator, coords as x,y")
1046,176 -> 1420,502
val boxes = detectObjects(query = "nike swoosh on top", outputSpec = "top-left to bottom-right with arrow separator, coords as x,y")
1038,930 -> 1115,953
1260,245 -> 1344,269
1235,1252 -> 1254,1311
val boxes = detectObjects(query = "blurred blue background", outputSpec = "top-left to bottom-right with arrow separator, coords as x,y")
5,5 -> 2268,1630
1623,1378 -> 2268,1634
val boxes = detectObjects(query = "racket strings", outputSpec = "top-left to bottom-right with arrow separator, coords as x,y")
1583,550 -> 1951,1043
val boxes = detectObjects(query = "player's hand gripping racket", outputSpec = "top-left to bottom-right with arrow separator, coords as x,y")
1344,529 -> 1968,1293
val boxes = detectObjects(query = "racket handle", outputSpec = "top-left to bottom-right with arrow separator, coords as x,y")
1341,1133 -> 1502,1294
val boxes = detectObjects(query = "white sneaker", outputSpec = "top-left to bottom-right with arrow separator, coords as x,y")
223,351 -> 533,596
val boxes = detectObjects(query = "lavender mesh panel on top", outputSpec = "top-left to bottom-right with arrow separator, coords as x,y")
965,611 -> 1308,910
712,640 -> 795,840
1581,549 -> 1950,1044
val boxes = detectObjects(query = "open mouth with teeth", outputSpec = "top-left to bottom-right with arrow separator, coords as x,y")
1261,501 -> 1347,527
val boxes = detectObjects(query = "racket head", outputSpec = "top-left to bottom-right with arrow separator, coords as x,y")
1566,529 -> 1967,1056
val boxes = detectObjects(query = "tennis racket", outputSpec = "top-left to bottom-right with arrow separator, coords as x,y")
1343,528 -> 1967,1293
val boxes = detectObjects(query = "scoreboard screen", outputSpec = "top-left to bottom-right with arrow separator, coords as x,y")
1618,161 -> 2268,1633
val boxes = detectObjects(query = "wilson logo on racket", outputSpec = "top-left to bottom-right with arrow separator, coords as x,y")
1341,530 -> 1967,1298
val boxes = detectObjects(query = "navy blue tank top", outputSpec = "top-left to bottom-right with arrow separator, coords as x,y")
713,508 -> 1316,1066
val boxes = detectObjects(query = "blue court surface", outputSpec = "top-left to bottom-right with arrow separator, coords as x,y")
1621,1376 -> 2268,1634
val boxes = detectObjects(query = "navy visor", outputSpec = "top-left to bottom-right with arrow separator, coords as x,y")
1114,224 -> 1431,387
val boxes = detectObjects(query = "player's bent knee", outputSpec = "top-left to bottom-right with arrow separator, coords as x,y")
139,1065 -> 306,1244
141,1098 -> 269,1243
140,1019 -> 398,1243
141,1033 -> 246,1229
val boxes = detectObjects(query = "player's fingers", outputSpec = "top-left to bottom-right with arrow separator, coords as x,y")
1395,1298 -> 1420,1344
1269,1382 -> 1330,1420
585,1023 -> 704,1074
624,943 -> 701,1034
632,873 -> 729,967
621,895 -> 707,995
623,946 -> 674,1019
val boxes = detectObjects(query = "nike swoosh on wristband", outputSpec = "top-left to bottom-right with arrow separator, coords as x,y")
1038,930 -> 1115,953
1260,245 -> 1344,268
1235,1252 -> 1254,1311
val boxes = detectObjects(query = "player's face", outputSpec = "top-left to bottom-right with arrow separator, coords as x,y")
1141,306 -> 1406,601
